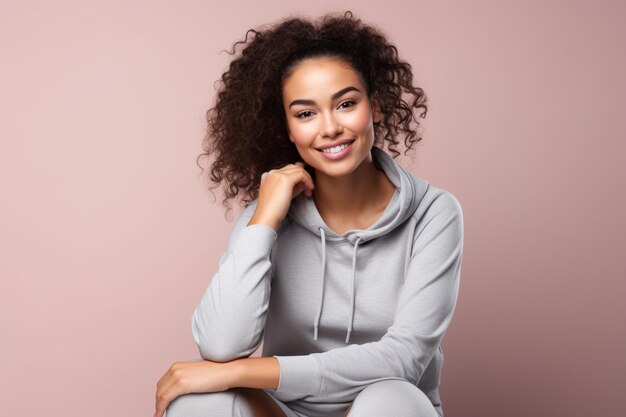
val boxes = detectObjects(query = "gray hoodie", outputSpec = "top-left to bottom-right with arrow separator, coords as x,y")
192,146 -> 464,417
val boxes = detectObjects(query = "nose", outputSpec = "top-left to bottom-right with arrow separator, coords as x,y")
319,111 -> 343,138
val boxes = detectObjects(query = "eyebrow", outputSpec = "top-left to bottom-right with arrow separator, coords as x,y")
288,86 -> 362,109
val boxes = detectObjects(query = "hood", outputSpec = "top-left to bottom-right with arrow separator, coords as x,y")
286,146 -> 429,343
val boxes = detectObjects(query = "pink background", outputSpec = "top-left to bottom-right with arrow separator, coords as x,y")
2,1 -> 625,416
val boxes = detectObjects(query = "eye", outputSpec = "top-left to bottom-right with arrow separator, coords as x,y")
338,100 -> 356,109
295,110 -> 314,119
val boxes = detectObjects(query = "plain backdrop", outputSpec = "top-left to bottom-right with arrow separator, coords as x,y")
1,1 -> 625,416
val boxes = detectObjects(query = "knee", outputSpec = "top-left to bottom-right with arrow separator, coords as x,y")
166,390 -> 237,417
346,379 -> 438,417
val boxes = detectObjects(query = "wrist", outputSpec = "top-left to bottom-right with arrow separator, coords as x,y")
221,357 -> 249,390
227,357 -> 281,390
247,212 -> 279,231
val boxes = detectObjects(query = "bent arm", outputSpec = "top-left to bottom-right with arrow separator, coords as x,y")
271,191 -> 464,401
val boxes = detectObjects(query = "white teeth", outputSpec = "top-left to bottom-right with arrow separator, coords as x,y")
322,142 -> 351,154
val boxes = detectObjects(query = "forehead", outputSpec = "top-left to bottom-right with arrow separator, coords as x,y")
282,57 -> 364,99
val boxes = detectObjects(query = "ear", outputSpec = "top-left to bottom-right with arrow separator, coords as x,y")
371,91 -> 382,123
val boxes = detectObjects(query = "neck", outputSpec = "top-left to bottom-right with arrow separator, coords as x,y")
312,152 -> 394,217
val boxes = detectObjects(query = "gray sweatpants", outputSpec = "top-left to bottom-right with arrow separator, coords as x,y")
166,379 -> 441,417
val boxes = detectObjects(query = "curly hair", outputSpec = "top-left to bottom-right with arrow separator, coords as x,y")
197,10 -> 428,218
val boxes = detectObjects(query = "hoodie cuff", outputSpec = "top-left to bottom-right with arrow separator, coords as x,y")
272,355 -> 322,397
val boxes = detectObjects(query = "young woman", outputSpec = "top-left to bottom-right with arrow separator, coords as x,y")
155,10 -> 464,417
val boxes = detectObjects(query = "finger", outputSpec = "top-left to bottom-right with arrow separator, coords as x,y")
293,173 -> 315,196
263,167 -> 314,194
155,406 -> 165,417
155,384 -> 181,417
281,168 -> 314,189
281,168 -> 315,188
155,392 -> 168,417
155,367 -> 185,415
300,170 -> 315,191
280,163 -> 310,174
158,368 -> 183,400
292,182 -> 305,197
155,398 -> 169,417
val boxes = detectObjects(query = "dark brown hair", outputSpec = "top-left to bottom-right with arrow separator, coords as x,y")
197,10 -> 428,217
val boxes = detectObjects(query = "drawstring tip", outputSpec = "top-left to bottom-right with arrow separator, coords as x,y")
314,326 -> 318,341
345,329 -> 351,344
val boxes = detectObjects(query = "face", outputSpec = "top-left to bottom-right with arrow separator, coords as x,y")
282,57 -> 381,179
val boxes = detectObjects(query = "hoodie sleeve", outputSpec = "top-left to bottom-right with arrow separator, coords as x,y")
191,200 -> 278,362
272,191 -> 464,401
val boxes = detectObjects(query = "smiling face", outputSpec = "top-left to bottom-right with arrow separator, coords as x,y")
282,57 -> 381,179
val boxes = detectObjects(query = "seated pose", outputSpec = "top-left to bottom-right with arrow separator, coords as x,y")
155,10 -> 464,417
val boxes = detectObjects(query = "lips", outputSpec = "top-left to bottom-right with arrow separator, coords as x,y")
315,139 -> 355,152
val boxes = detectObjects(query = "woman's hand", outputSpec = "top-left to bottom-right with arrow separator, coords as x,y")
248,161 -> 315,230
154,360 -> 234,417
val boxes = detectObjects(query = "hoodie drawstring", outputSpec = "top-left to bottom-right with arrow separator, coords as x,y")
313,227 -> 362,344
346,236 -> 362,344
313,227 -> 326,341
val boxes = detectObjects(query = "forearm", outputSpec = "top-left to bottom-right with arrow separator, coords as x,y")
228,356 -> 281,390
193,224 -> 276,361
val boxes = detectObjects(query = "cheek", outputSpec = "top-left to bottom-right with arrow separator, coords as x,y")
288,120 -> 318,145
342,107 -> 373,133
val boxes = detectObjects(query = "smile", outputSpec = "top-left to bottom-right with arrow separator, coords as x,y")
317,140 -> 355,153
317,140 -> 355,160
322,143 -> 350,154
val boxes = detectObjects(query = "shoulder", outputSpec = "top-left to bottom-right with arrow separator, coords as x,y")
413,183 -> 463,221
409,184 -> 464,247
407,184 -> 464,258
